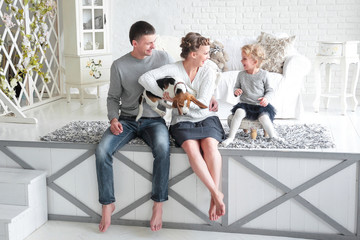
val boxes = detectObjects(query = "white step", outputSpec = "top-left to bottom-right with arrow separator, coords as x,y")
0,168 -> 46,206
0,205 -> 30,240
0,168 -> 48,240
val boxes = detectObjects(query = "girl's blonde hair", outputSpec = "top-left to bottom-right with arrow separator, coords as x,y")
241,44 -> 266,68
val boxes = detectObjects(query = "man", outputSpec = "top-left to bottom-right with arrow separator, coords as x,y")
95,21 -> 173,232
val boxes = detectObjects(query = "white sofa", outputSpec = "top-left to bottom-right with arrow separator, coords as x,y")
155,33 -> 311,120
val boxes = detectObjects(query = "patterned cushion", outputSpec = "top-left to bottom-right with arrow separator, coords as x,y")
257,32 -> 296,74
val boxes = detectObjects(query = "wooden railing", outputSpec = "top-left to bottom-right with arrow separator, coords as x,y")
1,140 -> 359,240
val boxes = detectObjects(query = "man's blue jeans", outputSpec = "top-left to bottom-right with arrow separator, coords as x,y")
95,116 -> 170,205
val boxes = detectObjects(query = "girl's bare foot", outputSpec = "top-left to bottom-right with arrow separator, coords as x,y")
99,203 -> 115,232
150,202 -> 163,231
212,192 -> 225,217
209,197 -> 219,221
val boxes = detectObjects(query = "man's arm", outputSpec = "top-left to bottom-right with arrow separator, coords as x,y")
107,62 -> 122,121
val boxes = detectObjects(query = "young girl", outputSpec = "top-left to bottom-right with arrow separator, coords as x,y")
222,44 -> 281,147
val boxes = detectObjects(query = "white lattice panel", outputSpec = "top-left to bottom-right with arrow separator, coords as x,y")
0,0 -> 61,121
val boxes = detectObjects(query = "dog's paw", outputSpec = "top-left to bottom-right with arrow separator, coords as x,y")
159,111 -> 166,117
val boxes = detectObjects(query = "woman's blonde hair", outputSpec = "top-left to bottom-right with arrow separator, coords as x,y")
180,32 -> 210,59
241,44 -> 266,68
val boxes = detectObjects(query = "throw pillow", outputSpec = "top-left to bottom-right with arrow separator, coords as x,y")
257,32 -> 296,74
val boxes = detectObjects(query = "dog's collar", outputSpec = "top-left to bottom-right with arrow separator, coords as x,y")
174,82 -> 187,93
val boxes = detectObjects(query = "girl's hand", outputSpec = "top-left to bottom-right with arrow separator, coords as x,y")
258,97 -> 268,107
234,88 -> 243,96
163,92 -> 173,102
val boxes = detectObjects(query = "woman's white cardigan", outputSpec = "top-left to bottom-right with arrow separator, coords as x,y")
138,61 -> 217,125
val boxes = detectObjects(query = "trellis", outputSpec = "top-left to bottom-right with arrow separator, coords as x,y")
0,0 -> 61,123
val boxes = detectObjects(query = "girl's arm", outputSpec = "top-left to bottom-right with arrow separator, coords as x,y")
263,71 -> 274,102
234,72 -> 242,96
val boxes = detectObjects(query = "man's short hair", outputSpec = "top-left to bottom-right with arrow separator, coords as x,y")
129,21 -> 156,45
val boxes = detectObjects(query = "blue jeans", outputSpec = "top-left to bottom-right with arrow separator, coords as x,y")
95,116 -> 170,205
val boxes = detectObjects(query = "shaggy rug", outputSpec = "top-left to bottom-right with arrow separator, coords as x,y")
40,121 -> 335,149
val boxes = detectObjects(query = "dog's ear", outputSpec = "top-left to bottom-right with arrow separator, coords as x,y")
156,78 -> 166,90
190,94 -> 207,109
176,88 -> 184,95
160,77 -> 176,90
167,77 -> 176,85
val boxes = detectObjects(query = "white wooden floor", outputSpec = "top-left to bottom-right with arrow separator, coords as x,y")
25,220 -> 310,240
1,93 -> 359,240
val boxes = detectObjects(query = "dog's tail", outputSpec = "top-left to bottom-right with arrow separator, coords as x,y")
189,94 -> 208,109
136,95 -> 145,122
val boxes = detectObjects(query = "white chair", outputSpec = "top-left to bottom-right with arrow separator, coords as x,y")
227,114 -> 268,140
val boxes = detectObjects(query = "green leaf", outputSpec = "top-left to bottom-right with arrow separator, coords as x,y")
24,0 -> 29,6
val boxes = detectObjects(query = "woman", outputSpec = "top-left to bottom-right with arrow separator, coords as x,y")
139,32 -> 226,220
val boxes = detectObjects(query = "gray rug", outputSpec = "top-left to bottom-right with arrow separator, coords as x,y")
40,121 -> 335,149
221,123 -> 335,149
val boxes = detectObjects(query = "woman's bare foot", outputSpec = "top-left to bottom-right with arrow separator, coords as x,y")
99,203 -> 115,232
150,202 -> 163,231
212,192 -> 225,217
209,197 -> 219,221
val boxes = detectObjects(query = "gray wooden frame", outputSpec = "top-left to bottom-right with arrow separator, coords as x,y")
1,140 -> 359,240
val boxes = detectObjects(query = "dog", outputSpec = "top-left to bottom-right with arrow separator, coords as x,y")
136,76 -> 207,121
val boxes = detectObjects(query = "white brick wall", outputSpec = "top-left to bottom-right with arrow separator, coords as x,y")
111,0 -> 360,96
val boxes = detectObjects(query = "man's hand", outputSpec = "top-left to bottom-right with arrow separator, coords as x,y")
209,96 -> 218,112
258,97 -> 268,107
110,118 -> 123,135
234,88 -> 243,96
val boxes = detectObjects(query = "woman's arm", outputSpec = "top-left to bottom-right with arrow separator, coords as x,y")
189,66 -> 216,110
138,62 -> 180,97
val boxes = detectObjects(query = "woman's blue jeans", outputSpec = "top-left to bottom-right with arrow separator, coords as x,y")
95,116 -> 170,205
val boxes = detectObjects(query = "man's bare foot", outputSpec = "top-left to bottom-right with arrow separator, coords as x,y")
212,192 -> 226,217
209,197 -> 219,221
150,202 -> 163,231
99,203 -> 115,232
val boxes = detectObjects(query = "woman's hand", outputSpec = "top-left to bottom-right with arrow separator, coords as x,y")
258,97 -> 268,107
234,88 -> 243,96
110,118 -> 123,135
209,95 -> 218,112
163,92 -> 173,102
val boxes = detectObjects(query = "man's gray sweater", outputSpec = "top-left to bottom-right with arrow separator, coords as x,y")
107,50 -> 173,121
